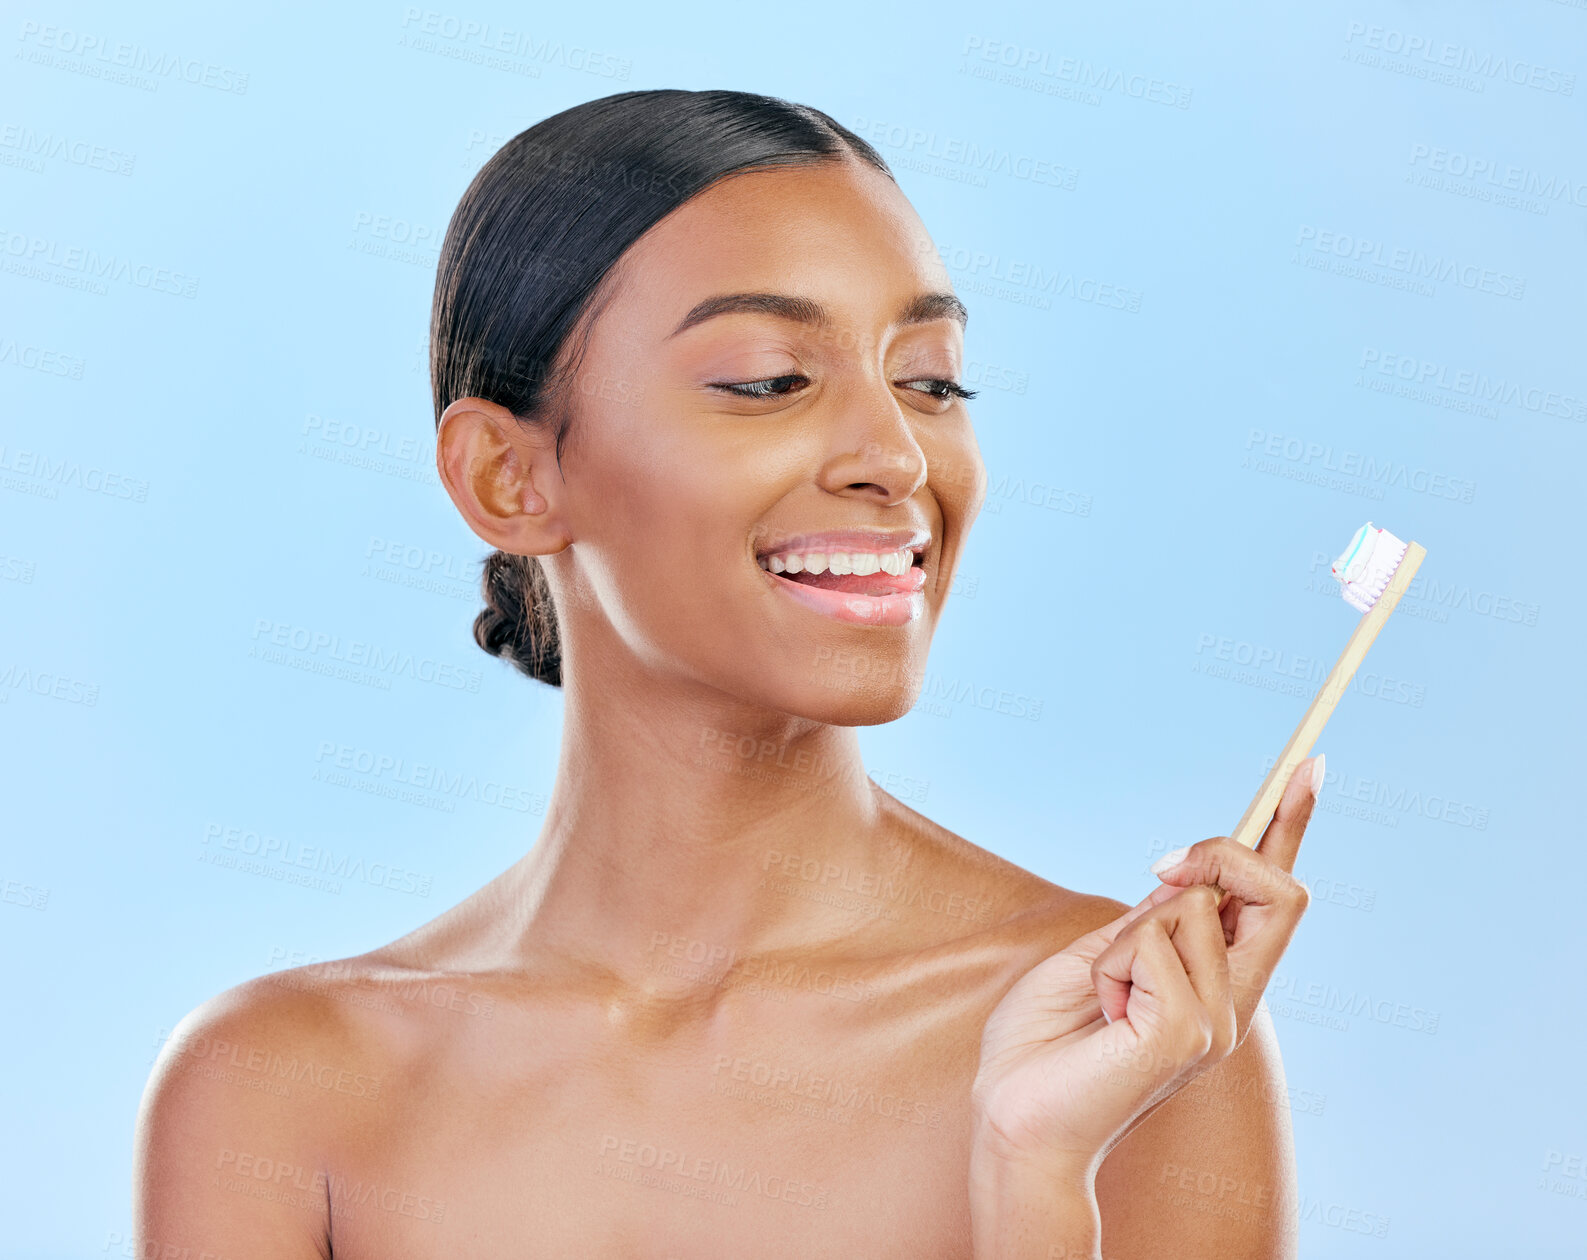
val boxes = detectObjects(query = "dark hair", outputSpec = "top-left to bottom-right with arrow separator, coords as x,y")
430,89 -> 893,687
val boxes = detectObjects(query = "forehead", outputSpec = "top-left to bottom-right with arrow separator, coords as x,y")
599,158 -> 956,338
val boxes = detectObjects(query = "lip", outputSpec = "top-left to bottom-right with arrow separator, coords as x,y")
753,526 -> 931,628
753,527 -> 930,562
760,564 -> 926,626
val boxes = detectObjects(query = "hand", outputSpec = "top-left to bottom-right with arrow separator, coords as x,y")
969,754 -> 1322,1179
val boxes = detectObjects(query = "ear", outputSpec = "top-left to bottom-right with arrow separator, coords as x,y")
435,397 -> 571,556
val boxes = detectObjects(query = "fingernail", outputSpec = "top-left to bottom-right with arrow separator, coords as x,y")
1150,845 -> 1191,876
1310,753 -> 1326,798
1102,1009 -> 1114,1025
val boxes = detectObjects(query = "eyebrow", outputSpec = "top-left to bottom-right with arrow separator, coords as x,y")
667,291 -> 968,338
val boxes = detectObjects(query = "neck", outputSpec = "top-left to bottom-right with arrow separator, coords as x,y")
497,653 -> 907,999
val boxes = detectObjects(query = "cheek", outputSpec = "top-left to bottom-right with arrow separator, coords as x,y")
571,409 -> 782,636
924,424 -> 987,520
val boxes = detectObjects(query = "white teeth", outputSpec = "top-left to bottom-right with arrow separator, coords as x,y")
757,546 -> 918,575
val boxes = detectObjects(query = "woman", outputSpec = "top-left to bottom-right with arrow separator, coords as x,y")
135,89 -> 1319,1258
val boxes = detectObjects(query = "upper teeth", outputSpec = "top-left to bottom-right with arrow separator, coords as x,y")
759,547 -> 915,577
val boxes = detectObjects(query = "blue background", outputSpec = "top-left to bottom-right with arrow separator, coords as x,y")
3,1 -> 1583,1255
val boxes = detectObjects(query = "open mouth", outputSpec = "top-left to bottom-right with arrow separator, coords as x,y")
756,546 -> 927,598
753,539 -> 930,628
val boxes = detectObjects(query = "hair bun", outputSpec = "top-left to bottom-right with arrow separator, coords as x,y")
473,550 -> 562,687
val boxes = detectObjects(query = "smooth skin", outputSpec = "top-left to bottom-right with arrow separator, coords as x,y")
135,155 -> 1317,1259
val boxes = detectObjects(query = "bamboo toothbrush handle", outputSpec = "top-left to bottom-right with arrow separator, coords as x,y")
1208,542 -> 1426,902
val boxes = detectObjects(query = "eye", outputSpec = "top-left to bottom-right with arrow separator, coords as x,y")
900,379 -> 978,401
712,374 -> 809,399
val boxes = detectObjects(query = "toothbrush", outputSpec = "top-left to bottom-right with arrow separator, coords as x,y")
1211,523 -> 1427,898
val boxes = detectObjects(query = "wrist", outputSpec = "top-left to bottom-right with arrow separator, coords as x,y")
969,1114 -> 1099,1195
968,1142 -> 1101,1260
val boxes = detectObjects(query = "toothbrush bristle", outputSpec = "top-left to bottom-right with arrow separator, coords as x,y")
1330,522 -> 1409,613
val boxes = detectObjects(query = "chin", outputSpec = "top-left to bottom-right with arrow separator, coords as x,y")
776,665 -> 926,727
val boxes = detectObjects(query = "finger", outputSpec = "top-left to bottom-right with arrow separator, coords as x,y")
1219,892 -> 1244,944
1253,753 -> 1324,872
1152,837 -> 1311,921
1066,883 -> 1182,961
1093,886 -> 1231,1040
1154,887 -> 1232,1021
1151,841 -> 1311,1021
1092,915 -> 1199,1029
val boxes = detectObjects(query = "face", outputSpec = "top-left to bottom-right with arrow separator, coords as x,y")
541,156 -> 987,723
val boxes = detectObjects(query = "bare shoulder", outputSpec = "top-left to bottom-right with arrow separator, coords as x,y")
871,783 -> 1131,951
136,951 -> 421,1143
1094,1003 -> 1299,1260
134,956 -> 405,1257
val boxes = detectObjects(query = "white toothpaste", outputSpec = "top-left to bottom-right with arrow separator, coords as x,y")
1331,522 -> 1409,613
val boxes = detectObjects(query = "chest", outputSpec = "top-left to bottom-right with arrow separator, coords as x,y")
327,993 -> 987,1258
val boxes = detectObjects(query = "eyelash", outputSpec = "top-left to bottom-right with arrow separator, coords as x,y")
714,375 -> 978,401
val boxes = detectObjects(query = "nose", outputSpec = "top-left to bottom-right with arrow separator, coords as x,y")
814,383 -> 929,505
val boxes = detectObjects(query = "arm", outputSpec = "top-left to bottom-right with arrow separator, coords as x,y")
969,1141 -> 1102,1260
133,981 -> 335,1259
969,758 -> 1319,1259
1094,1002 -> 1296,1259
